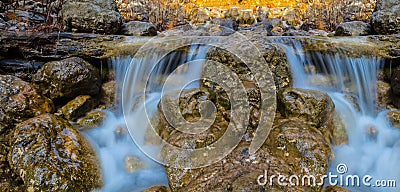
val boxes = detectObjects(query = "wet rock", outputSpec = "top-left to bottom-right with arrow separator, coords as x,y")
33,57 -> 101,101
0,75 -> 53,133
60,95 -> 99,121
0,59 -> 43,81
335,21 -> 371,36
76,110 -> 107,129
142,186 -> 170,192
386,110 -> 400,128
162,118 -> 330,192
8,114 -> 102,191
120,21 -> 157,36
156,88 -> 229,148
332,112 -> 348,145
249,38 -> 292,90
125,155 -> 144,173
277,88 -> 335,142
100,81 -> 116,108
370,0 -> 400,35
263,119 -> 331,192
377,80 -> 392,109
61,0 -> 122,34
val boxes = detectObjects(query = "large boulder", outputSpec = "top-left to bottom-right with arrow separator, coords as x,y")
370,0 -> 400,35
277,88 -> 335,142
61,0 -> 122,34
33,57 -> 101,101
161,114 -> 331,191
59,95 -> 99,121
156,83 -> 330,191
0,75 -> 53,133
120,21 -> 157,36
8,114 -> 102,191
335,21 -> 371,36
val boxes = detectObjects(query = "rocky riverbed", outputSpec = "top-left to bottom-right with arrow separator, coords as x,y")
0,0 -> 400,191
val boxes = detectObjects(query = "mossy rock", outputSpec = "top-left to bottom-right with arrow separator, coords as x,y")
33,57 -> 101,101
0,75 -> 53,133
60,95 -> 99,121
8,114 -> 102,191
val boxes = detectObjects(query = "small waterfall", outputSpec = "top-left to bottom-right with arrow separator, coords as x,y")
280,38 -> 400,191
83,43 -> 210,191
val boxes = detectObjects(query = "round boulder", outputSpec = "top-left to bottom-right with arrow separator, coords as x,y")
0,75 -> 53,133
370,0 -> 400,35
8,114 -> 102,191
33,57 -> 101,101
61,0 -> 122,34
120,21 -> 157,36
277,88 -> 335,142
334,21 -> 371,36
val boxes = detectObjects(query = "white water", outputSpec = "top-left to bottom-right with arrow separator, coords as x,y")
84,44 -> 209,191
281,39 -> 400,191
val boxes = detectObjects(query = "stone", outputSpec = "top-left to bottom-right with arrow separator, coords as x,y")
162,118 -> 331,192
0,75 -> 53,133
0,59 -> 43,81
332,112 -> 348,145
277,88 -> 335,142
120,21 -> 157,36
33,57 -> 101,101
60,95 -> 99,121
335,21 -> 371,36
370,0 -> 400,35
100,81 -> 116,108
8,114 -> 102,191
386,110 -> 400,128
377,80 -> 392,109
76,110 -> 107,129
124,155 -> 144,173
61,0 -> 122,34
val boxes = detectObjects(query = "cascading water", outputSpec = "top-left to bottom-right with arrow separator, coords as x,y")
280,38 -> 400,191
84,44 -> 210,191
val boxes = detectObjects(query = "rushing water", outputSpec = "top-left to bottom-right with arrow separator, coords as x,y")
83,35 -> 400,191
84,44 -> 209,191
280,38 -> 400,191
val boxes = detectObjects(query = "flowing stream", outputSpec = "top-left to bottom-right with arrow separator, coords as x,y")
279,38 -> 400,191
82,36 -> 399,191
85,44 -> 209,191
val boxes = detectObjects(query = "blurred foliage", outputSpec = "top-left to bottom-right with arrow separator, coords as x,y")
2,0 -> 64,32
117,0 -> 376,31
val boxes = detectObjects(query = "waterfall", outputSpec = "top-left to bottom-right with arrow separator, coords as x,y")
83,43 -> 210,191
280,38 -> 400,192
